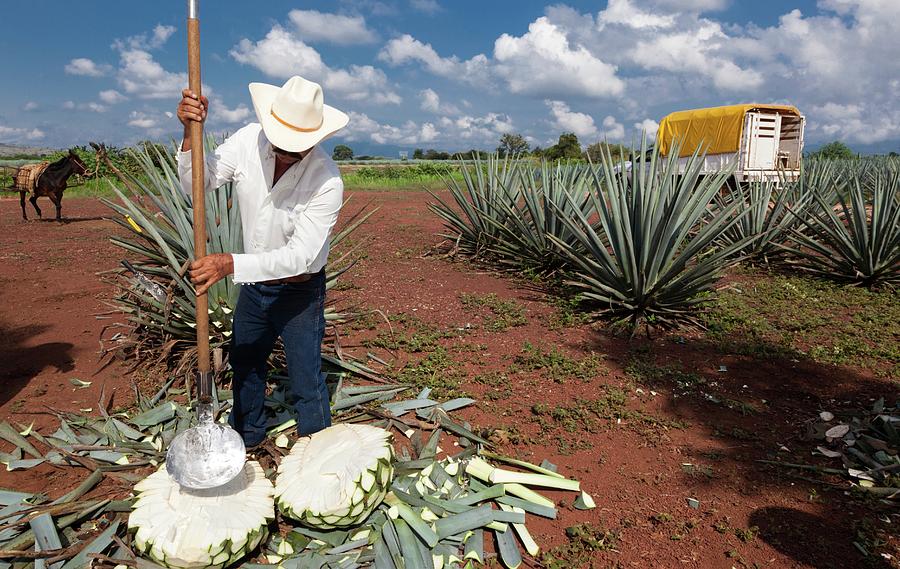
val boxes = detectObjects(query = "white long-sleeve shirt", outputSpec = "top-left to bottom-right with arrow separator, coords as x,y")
177,123 -> 344,284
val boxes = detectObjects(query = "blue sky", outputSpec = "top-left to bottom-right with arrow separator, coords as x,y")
1,0 -> 898,155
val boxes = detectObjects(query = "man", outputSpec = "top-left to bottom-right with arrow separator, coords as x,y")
176,75 -> 349,448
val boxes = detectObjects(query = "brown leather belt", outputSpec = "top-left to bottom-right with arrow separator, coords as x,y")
261,273 -> 314,285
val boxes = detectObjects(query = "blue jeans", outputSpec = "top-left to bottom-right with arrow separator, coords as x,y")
227,270 -> 331,445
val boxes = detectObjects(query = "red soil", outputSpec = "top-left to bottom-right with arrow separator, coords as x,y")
0,190 -> 896,568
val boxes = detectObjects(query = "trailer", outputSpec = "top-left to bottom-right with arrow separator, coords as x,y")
656,104 -> 805,185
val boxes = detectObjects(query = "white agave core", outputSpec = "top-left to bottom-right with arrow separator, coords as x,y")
276,424 -> 392,517
129,461 -> 274,569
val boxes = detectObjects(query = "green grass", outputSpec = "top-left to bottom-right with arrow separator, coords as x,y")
340,164 -> 464,190
530,386 -> 685,452
546,294 -> 590,329
389,346 -> 467,399
364,313 -> 460,352
472,371 -> 512,401
703,268 -> 900,376
514,342 -> 606,383
2,175 -> 140,200
459,293 -> 527,331
64,178 -> 121,198
342,176 -> 449,190
625,355 -> 760,415
540,524 -> 619,569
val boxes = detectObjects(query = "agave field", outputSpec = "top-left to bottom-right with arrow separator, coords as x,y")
0,142 -> 897,569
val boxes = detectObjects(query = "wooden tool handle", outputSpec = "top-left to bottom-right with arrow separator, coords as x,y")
187,1 -> 209,374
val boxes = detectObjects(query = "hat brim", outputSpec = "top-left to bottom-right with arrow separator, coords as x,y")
249,82 -> 349,153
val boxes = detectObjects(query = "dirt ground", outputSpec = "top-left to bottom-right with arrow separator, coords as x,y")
0,191 -> 896,569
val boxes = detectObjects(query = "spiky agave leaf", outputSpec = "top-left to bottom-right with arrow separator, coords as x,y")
428,154 -> 523,258
485,160 -> 599,275
711,176 -> 814,264
101,138 -> 372,370
548,137 -> 753,333
782,159 -> 900,288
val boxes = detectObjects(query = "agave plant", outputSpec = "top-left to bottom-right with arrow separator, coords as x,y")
548,138 -> 753,332
486,161 -> 599,275
101,138 -> 375,372
428,154 -> 522,258
783,159 -> 900,288
711,174 -> 816,263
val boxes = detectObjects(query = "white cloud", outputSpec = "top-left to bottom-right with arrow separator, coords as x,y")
630,21 -> 763,91
650,0 -> 728,12
23,101 -> 39,111
546,100 -> 597,139
600,116 -> 625,140
442,113 -> 515,140
117,49 -> 189,100
634,118 -> 660,138
410,0 -> 442,14
495,18 -> 625,98
99,90 -> 127,104
379,35 -> 491,84
326,66 -> 402,104
0,125 -> 45,141
231,27 -> 326,78
288,10 -> 377,44
419,88 -> 460,115
128,111 -> 157,129
61,101 -> 109,113
116,24 -> 177,51
809,101 -> 900,145
231,26 -> 401,105
599,0 -> 675,29
65,58 -> 111,77
216,105 -> 252,124
343,109 -> 513,147
420,122 -> 439,141
342,112 -> 438,145
381,24 -> 624,99
150,25 -> 176,48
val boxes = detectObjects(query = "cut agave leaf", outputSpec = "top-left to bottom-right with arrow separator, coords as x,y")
573,491 -> 596,510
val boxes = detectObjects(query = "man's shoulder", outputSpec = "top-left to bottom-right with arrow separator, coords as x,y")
306,147 -> 342,182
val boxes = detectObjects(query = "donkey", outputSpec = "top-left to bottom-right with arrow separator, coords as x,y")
17,150 -> 88,221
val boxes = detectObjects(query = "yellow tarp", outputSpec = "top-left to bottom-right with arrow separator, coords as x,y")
656,104 -> 801,157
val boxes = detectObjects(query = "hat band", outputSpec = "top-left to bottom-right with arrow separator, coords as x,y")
270,109 -> 323,133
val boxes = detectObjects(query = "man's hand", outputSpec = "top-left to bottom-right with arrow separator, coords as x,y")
190,253 -> 234,296
178,89 -> 208,127
178,89 -> 209,152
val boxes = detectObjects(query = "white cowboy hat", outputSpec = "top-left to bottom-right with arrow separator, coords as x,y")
249,76 -> 349,152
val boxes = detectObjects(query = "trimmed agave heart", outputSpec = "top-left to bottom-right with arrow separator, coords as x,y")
129,461 -> 274,569
275,423 -> 394,529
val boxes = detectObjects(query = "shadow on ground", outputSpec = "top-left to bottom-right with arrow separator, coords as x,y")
749,507 -> 892,569
0,321 -> 74,406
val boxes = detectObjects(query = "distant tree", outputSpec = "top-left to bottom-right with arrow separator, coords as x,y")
889,151 -> 898,158
496,133 -> 530,156
413,148 -> 425,160
424,149 -> 451,160
545,132 -> 582,161
456,149 -> 490,160
585,141 -> 628,163
813,141 -> 854,160
332,144 -> 354,161
531,146 -> 544,158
